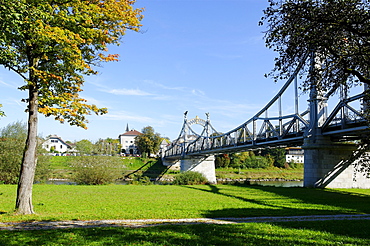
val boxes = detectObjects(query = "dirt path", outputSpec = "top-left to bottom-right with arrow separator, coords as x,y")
1,214 -> 370,231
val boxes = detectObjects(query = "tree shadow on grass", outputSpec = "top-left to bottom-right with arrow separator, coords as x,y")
181,184 -> 370,243
247,185 -> 370,214
1,220 -> 369,246
182,184 -> 370,218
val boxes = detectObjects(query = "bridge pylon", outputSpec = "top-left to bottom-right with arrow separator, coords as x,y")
303,51 -> 370,188
162,112 -> 218,184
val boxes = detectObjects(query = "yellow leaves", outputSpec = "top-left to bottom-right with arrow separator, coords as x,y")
9,0 -> 142,129
98,53 -> 120,62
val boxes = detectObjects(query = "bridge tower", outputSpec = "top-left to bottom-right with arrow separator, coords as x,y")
162,113 -> 217,183
303,52 -> 369,188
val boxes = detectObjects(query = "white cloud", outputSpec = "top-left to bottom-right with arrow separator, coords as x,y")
106,88 -> 152,96
144,80 -> 186,91
191,89 -> 205,96
81,95 -> 106,106
0,79 -> 17,88
102,111 -> 153,123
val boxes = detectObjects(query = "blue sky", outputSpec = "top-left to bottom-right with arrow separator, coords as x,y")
0,0 -> 289,142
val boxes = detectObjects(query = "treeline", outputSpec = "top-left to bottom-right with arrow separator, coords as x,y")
73,138 -> 121,156
215,148 -> 301,169
72,126 -> 167,157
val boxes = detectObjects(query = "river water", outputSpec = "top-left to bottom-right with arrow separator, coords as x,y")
249,180 -> 303,187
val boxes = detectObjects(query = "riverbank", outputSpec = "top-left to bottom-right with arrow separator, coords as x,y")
47,156 -> 304,182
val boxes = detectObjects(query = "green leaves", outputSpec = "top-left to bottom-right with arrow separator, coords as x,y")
262,0 -> 370,90
0,0 -> 143,128
135,126 -> 162,157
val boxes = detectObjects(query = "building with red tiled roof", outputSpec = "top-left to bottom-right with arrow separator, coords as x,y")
118,125 -> 142,156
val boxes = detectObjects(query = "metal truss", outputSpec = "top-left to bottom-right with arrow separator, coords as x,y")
164,52 -> 369,159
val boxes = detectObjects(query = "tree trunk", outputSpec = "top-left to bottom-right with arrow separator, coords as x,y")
15,84 -> 38,214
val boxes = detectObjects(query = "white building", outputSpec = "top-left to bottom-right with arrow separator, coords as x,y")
118,126 -> 142,156
42,135 -> 74,153
285,147 -> 304,163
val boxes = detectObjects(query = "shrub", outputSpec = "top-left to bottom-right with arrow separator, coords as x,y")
70,156 -> 124,185
128,174 -> 152,185
34,149 -> 52,183
288,161 -> 304,169
173,171 -> 207,185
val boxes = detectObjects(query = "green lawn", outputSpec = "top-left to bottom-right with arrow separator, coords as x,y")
1,184 -> 370,245
1,184 -> 370,222
1,220 -> 370,245
216,167 -> 303,180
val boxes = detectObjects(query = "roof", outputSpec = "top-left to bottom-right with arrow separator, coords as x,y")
46,135 -> 72,148
119,130 -> 142,137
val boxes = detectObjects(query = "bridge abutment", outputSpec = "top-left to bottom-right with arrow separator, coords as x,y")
303,136 -> 370,188
180,155 -> 217,184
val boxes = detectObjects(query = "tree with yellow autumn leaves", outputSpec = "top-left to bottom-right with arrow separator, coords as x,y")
0,0 -> 143,214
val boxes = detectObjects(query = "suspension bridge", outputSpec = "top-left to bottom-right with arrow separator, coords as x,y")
162,52 -> 370,189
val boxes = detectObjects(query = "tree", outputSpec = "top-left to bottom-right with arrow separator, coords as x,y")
94,138 -> 121,155
0,122 -> 50,184
261,0 -> 370,91
229,151 -> 272,169
0,122 -> 27,184
215,154 -> 230,168
261,0 -> 370,175
260,148 -> 286,168
75,139 -> 94,155
0,1 -> 143,214
135,126 -> 162,157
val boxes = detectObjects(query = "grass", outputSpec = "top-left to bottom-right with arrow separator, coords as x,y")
48,156 -> 158,180
1,220 -> 370,245
216,167 -> 303,180
1,184 -> 370,245
1,184 -> 370,222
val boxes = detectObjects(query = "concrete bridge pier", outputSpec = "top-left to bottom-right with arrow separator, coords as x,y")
303,136 -> 370,188
180,155 -> 217,184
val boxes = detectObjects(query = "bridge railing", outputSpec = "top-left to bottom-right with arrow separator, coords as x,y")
321,92 -> 368,136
